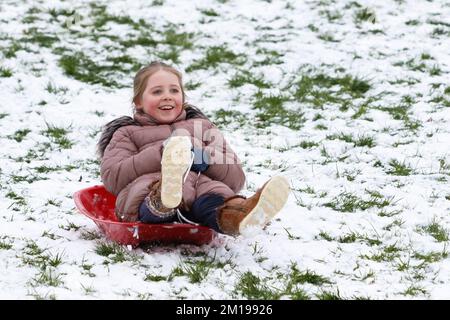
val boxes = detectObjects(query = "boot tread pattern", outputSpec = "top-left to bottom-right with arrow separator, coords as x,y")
239,176 -> 290,233
161,136 -> 192,208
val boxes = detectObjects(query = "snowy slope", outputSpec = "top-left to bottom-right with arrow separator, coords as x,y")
0,0 -> 449,299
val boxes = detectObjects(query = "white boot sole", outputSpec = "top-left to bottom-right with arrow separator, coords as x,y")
239,176 -> 290,234
161,136 -> 193,208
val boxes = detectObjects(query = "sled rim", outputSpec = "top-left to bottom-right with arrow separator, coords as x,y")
73,185 -> 217,246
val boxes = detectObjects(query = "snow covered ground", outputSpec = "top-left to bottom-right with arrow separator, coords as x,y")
0,0 -> 449,299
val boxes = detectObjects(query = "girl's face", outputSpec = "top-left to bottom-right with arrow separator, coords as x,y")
137,70 -> 183,124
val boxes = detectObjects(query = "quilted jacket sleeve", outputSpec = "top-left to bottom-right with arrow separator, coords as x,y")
100,127 -> 162,195
202,122 -> 246,193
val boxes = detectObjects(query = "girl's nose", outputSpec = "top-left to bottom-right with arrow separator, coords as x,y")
162,93 -> 173,101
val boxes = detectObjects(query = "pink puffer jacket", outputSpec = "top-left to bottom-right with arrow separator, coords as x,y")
99,109 -> 246,222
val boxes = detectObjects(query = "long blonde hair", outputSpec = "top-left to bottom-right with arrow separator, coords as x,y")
132,61 -> 186,108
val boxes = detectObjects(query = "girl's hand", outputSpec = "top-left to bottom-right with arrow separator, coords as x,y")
191,148 -> 209,173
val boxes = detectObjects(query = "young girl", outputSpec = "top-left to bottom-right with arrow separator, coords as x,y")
97,61 -> 290,236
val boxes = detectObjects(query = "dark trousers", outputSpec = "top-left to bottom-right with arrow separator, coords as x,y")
138,193 -> 225,232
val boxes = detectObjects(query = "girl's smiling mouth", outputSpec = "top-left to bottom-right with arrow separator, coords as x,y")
159,105 -> 174,110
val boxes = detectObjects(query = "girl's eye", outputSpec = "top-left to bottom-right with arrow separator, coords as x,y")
170,88 -> 179,93
152,89 -> 162,94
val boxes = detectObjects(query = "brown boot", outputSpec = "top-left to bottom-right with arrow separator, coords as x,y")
144,180 -> 177,218
217,176 -> 290,235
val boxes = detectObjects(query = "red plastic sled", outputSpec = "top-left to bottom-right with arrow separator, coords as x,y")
73,185 -> 216,247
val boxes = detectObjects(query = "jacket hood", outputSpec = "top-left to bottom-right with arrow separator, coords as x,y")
96,116 -> 138,158
96,104 -> 209,158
